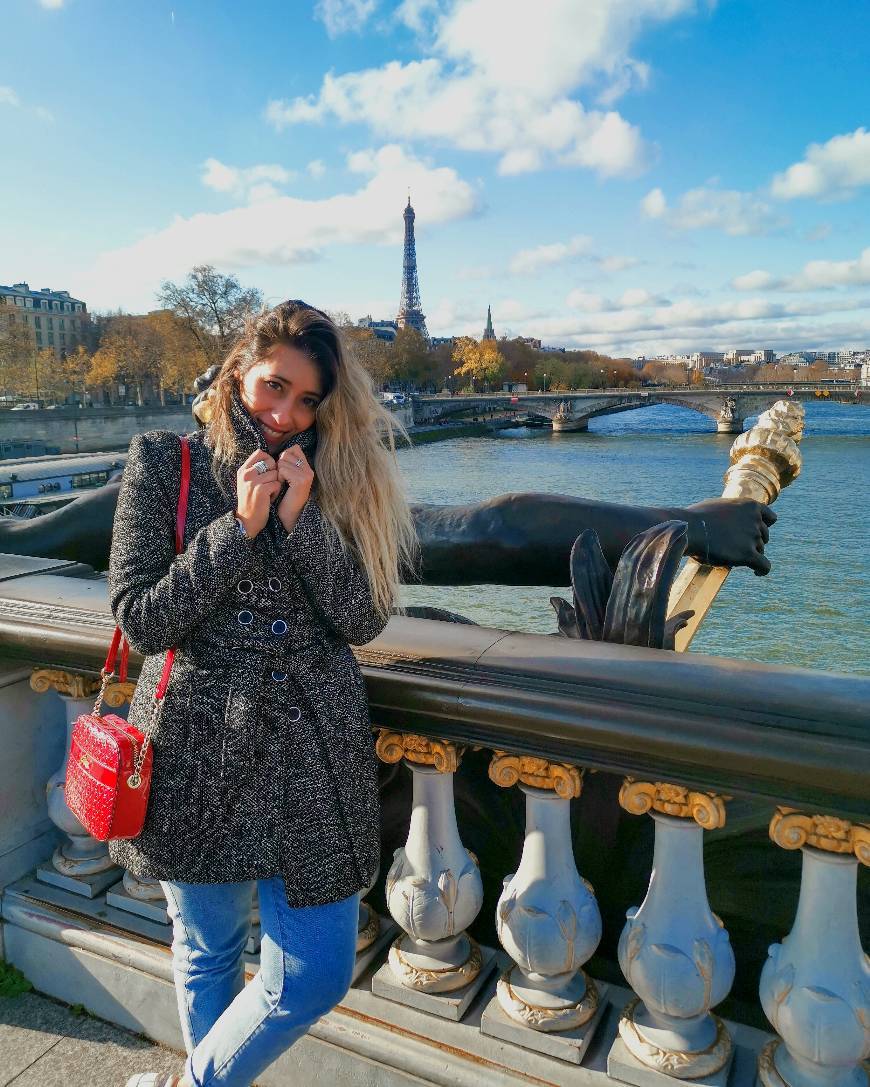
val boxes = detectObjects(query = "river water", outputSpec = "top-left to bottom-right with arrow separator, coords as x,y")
398,400 -> 869,677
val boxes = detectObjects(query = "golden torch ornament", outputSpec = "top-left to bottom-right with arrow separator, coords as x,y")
667,400 -> 804,651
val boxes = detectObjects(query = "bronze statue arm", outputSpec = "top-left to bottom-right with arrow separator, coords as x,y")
0,482 -> 774,584
411,493 -> 775,585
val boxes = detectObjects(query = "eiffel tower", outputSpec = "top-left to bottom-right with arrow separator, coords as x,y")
396,196 -> 428,340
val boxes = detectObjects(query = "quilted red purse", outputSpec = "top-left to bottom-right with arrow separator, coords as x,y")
65,435 -> 190,841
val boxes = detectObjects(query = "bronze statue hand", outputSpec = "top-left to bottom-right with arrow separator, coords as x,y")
685,498 -> 777,576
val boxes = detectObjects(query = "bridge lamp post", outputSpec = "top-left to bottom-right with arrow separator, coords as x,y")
542,373 -> 547,393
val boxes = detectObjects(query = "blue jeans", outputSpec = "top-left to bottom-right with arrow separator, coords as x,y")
160,878 -> 358,1087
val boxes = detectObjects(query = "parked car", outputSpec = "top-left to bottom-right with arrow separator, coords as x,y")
10,403 -> 40,411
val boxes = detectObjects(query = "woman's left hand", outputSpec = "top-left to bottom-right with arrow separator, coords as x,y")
275,445 -> 315,533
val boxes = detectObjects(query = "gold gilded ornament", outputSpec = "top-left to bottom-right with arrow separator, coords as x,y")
374,728 -> 462,772
488,751 -> 584,799
30,669 -> 101,700
104,681 -> 136,707
769,807 -> 870,865
619,778 -> 728,829
668,399 -> 805,651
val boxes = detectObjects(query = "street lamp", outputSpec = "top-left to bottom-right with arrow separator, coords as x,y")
542,373 -> 547,393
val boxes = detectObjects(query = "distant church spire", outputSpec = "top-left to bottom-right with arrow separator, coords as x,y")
482,304 -> 495,340
396,194 -> 428,340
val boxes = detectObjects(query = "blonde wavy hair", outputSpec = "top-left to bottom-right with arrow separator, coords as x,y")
203,301 -> 418,621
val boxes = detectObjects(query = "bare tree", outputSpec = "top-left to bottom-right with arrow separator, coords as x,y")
158,265 -> 263,367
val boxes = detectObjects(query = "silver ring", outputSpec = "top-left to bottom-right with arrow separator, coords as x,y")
293,458 -> 303,468
254,460 -> 269,474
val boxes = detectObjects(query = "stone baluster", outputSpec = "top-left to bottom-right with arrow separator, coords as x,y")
30,669 -> 124,897
609,779 -> 735,1084
371,729 -> 496,1019
758,808 -> 869,1087
480,752 -> 609,1064
357,873 -> 381,953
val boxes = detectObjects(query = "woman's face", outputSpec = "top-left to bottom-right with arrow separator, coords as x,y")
237,344 -> 324,453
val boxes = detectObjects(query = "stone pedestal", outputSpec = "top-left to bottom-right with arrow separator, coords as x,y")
31,673 -> 122,897
613,781 -> 735,1080
375,731 -> 485,1009
758,810 -> 870,1087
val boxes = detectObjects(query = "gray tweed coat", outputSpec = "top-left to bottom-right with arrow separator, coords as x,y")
107,389 -> 386,907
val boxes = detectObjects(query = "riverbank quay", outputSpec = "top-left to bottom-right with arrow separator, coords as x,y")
0,556 -> 866,1086
407,417 -> 518,444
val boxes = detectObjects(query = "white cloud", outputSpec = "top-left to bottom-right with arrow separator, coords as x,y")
307,159 -> 326,178
396,0 -> 440,32
38,0 -> 65,7
732,270 -> 778,292
771,128 -> 870,201
81,145 -> 478,310
509,235 -> 592,276
314,0 -> 377,36
598,254 -> 640,274
641,187 -> 666,218
267,0 -> 702,177
640,183 -> 785,236
620,288 -> 657,307
0,84 -> 53,121
565,287 -> 665,312
513,293 -> 870,357
201,158 -> 295,202
507,236 -> 640,279
732,247 -> 870,293
566,290 -> 608,312
597,60 -> 650,107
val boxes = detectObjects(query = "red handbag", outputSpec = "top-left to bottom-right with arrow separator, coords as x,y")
65,435 -> 190,842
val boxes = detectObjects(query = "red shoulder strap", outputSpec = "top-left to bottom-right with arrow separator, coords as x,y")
107,435 -> 191,689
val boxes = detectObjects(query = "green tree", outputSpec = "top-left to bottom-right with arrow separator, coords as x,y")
392,327 -> 431,389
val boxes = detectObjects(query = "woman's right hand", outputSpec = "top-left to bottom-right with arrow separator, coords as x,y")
236,451 -> 281,538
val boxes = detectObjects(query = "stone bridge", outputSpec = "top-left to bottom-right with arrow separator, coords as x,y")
413,383 -> 862,433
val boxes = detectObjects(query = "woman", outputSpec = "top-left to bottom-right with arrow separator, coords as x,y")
111,300 -> 417,1087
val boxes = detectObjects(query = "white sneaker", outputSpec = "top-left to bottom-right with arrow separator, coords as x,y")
124,1075 -> 182,1087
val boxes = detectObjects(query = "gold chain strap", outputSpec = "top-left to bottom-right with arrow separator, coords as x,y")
127,695 -> 163,790
91,667 -> 113,718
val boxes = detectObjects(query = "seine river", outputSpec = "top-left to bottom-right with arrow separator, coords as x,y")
398,400 -> 869,677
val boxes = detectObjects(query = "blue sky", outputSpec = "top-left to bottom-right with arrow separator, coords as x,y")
1,0 -> 869,356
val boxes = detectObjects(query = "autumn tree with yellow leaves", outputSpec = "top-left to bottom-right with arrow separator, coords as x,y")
451,336 -> 505,391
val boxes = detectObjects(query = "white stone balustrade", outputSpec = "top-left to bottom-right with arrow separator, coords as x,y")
487,753 -> 603,1033
357,870 -> 380,953
758,808 -> 870,1087
612,779 -> 735,1081
375,730 -> 484,993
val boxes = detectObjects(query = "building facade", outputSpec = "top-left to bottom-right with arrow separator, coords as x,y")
689,351 -> 726,370
0,283 -> 88,359
357,316 -> 398,343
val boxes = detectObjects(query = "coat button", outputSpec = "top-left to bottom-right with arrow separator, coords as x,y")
271,619 -> 288,636
271,670 -> 287,682
237,610 -> 254,626
286,706 -> 302,722
268,577 -> 282,592
237,579 -> 253,595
